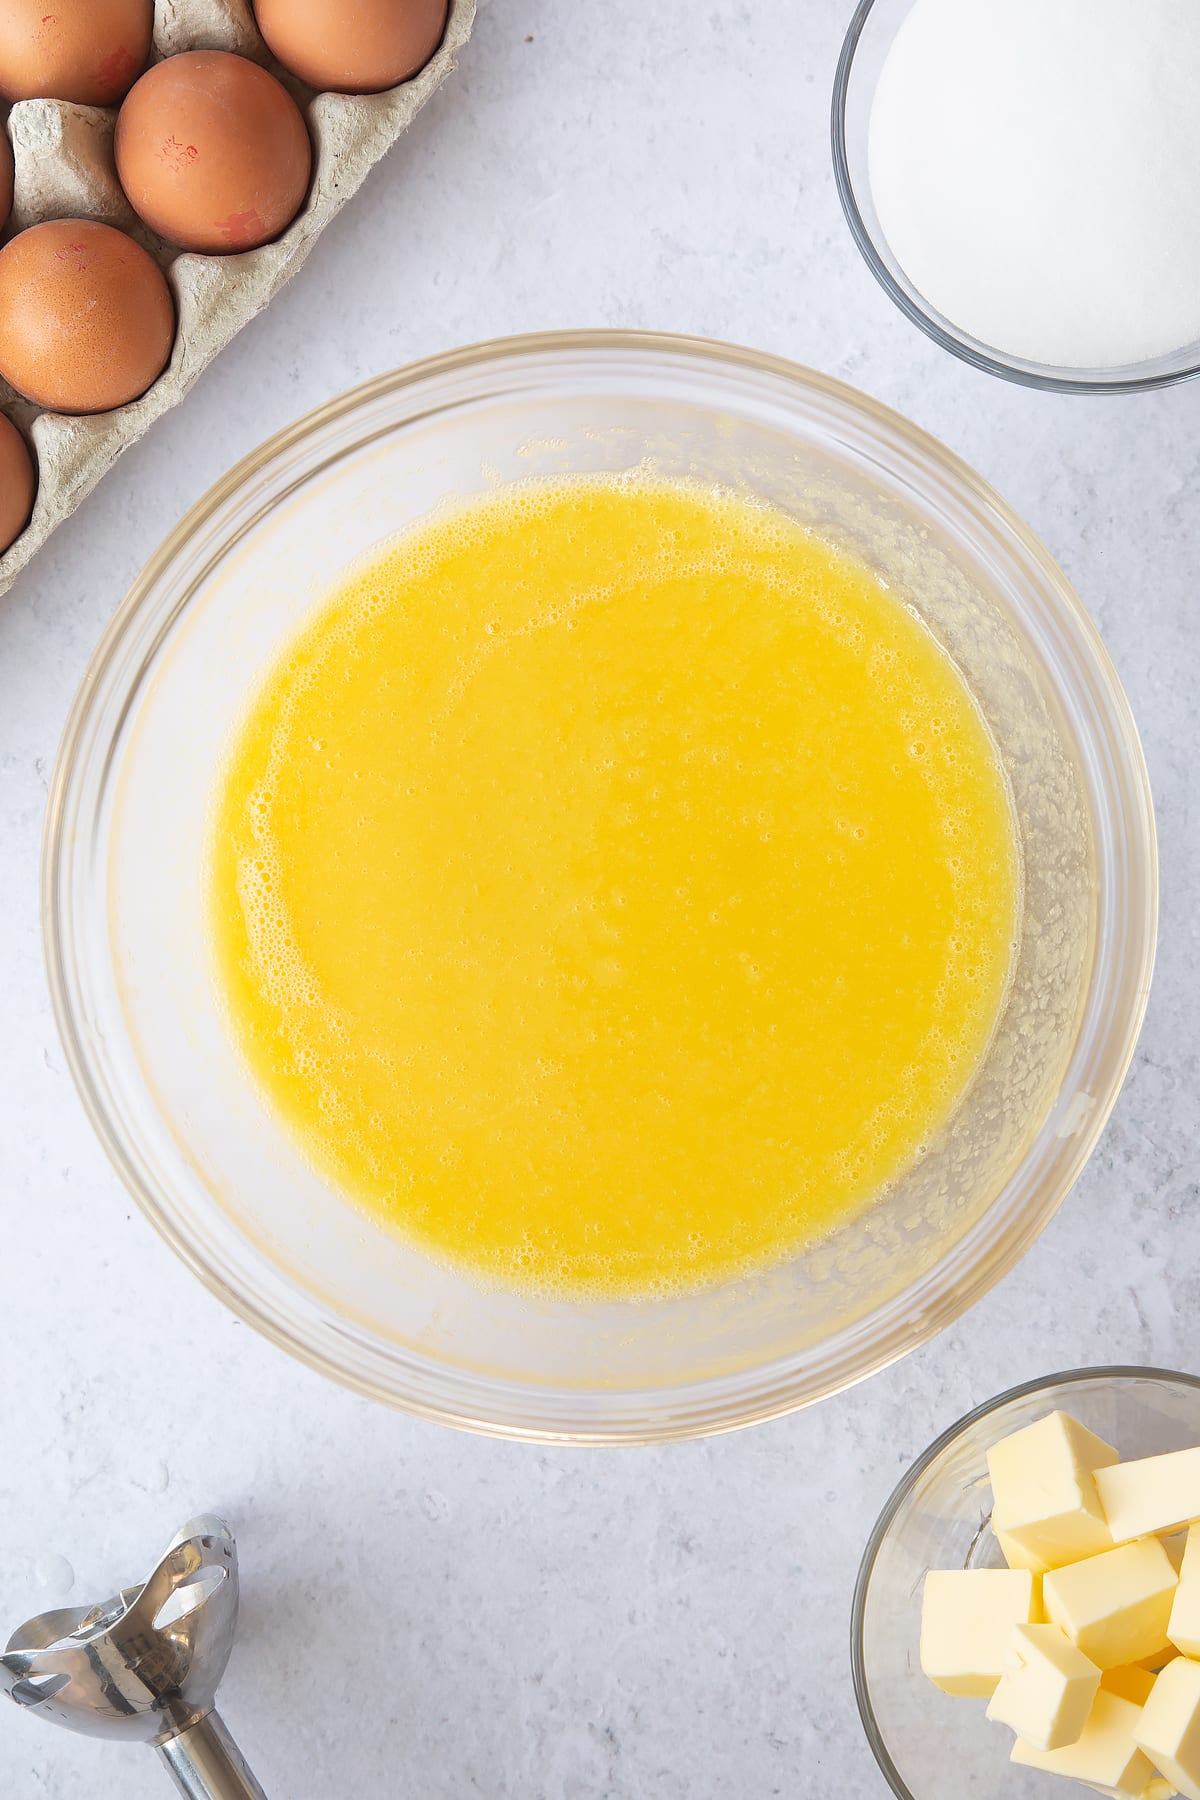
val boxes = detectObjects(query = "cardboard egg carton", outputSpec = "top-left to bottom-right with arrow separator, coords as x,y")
0,0 -> 475,597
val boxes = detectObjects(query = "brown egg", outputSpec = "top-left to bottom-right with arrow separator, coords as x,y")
0,0 -> 153,107
115,52 -> 312,255
253,0 -> 449,94
0,219 -> 174,413
0,411 -> 35,553
0,124 -> 11,234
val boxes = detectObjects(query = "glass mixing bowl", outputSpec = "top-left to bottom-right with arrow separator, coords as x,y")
853,1368 -> 1200,1798
833,0 -> 1200,394
43,331 -> 1156,1442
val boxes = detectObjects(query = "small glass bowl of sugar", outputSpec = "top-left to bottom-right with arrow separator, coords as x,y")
833,0 -> 1200,393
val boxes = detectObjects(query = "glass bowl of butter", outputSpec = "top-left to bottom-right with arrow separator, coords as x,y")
43,333 -> 1156,1441
854,1367 -> 1200,1799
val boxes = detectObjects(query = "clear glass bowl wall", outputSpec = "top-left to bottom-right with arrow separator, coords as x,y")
44,333 -> 1156,1441
854,1369 -> 1200,1798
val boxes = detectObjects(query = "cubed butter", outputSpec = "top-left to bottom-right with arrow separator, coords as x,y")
1098,1450 -> 1200,1544
1044,1538 -> 1178,1670
996,1526 -> 1051,1574
920,1568 -> 1038,1697
1104,1665 -> 1159,1706
986,1622 -> 1101,1749
988,1411 -> 1119,1570
1171,1528 -> 1200,1658
1013,1690 -> 1158,1795
1135,1655 -> 1200,1800
1085,1782 -> 1179,1800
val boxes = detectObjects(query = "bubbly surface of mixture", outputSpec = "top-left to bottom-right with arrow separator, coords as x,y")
209,477 -> 1019,1298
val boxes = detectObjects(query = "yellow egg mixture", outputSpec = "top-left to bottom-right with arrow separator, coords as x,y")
208,477 -> 1019,1299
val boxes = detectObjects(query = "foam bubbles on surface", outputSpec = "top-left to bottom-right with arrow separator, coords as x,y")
207,474 -> 1021,1302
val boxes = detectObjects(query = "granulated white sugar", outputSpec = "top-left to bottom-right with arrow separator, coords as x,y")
867,0 -> 1200,371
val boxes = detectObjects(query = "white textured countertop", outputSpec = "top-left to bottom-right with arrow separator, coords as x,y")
1,4 -> 1196,1794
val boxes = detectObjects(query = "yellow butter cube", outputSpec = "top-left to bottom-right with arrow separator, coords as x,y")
920,1568 -> 1038,1697
1104,1666 -> 1159,1706
988,1411 -> 1119,1570
1135,1655 -> 1200,1800
1043,1538 -> 1178,1670
992,1538 -> 1049,1618
1097,1450 -> 1200,1544
996,1526 -> 1051,1573
986,1622 -> 1101,1749
1085,1782 -> 1179,1800
1170,1528 -> 1200,1658
1013,1690 -> 1158,1794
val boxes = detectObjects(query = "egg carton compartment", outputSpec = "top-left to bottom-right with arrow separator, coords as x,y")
0,0 -> 475,597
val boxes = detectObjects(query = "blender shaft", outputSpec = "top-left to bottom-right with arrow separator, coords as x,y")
157,1712 -> 267,1800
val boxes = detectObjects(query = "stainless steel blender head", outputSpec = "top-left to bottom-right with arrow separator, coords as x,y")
1,1515 -> 266,1798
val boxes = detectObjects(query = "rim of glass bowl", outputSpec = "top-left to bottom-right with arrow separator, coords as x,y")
831,0 -> 1200,395
42,330 -> 1158,1443
852,1366 -> 1200,1798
